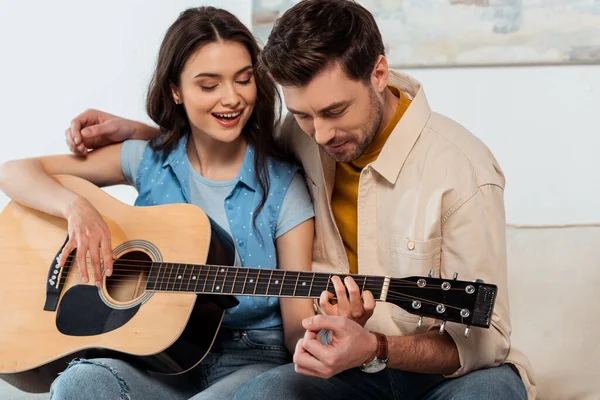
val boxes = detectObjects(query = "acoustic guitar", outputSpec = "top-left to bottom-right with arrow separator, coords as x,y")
0,175 -> 497,380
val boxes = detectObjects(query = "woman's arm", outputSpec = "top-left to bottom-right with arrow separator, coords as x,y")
276,218 -> 317,353
0,143 -> 126,285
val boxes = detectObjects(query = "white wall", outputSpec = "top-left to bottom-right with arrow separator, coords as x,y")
0,1 -> 598,225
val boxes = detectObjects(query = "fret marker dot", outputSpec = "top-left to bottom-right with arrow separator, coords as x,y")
178,275 -> 182,279
192,276 -> 196,280
302,282 -> 306,286
250,279 -> 254,283
275,280 -> 279,284
221,268 -> 225,273
216,286 -> 220,290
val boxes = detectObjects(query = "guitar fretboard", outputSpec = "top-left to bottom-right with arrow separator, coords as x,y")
145,263 -> 385,299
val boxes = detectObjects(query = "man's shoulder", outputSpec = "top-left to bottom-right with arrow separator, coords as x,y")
420,112 -> 505,189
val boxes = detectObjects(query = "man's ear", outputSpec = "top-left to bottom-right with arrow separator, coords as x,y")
371,55 -> 389,94
170,83 -> 182,105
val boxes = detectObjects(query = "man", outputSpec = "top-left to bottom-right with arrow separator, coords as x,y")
66,1 -> 535,398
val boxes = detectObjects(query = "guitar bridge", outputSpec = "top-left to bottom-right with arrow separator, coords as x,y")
44,235 -> 72,311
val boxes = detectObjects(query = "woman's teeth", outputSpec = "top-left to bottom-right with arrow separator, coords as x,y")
214,112 -> 241,119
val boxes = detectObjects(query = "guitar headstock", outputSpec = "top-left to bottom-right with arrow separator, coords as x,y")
386,272 -> 497,337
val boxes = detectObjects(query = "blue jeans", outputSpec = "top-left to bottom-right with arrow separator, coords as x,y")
233,363 -> 526,400
49,326 -> 289,400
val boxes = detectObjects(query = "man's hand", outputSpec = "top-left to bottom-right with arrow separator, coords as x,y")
293,315 -> 377,378
319,276 -> 375,327
65,109 -> 140,156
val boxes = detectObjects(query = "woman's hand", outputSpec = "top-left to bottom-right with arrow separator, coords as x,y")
57,196 -> 114,287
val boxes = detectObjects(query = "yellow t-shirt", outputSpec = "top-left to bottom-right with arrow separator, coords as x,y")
331,87 -> 411,274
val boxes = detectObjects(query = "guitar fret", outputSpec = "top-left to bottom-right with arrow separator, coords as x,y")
187,265 -> 197,292
292,271 -> 300,296
146,263 -> 159,291
265,270 -> 274,295
209,266 -> 220,293
324,274 -> 332,296
307,273 -> 315,297
220,267 -> 232,293
254,270 -> 260,295
308,273 -> 327,297
179,264 -> 187,292
172,263 -> 181,292
230,267 -> 239,294
365,276 -> 385,299
243,269 -> 258,295
211,267 -> 221,293
295,272 -> 313,297
185,265 -> 193,292
158,262 -> 168,291
234,268 -> 248,294
255,269 -> 270,295
280,271 -> 286,296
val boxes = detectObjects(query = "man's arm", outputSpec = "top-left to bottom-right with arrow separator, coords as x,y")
436,183 -> 511,377
294,184 -> 509,378
66,109 -> 159,155
294,315 -> 459,378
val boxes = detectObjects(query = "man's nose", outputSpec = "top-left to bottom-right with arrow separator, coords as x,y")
313,119 -> 335,146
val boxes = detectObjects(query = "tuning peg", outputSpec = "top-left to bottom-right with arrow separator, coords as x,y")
453,272 -> 458,280
472,279 -> 484,283
438,320 -> 447,335
464,326 -> 471,338
417,316 -> 423,329
428,269 -> 434,278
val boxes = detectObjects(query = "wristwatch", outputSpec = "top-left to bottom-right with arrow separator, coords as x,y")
360,331 -> 388,373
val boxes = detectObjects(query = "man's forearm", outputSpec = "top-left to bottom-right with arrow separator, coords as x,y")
386,330 -> 460,375
132,121 -> 160,141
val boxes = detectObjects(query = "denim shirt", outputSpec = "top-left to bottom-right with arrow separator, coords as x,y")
133,135 -> 299,328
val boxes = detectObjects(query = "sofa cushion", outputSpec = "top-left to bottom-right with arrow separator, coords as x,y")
507,225 -> 600,400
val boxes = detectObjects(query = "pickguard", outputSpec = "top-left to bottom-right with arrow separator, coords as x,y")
56,285 -> 139,336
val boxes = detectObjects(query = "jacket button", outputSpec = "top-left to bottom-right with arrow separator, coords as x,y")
407,240 -> 415,251
238,240 -> 244,247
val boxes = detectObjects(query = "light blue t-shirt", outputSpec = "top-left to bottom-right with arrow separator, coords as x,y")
121,140 -> 313,244
120,139 -> 315,328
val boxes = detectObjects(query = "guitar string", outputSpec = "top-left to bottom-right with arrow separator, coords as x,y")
59,255 -> 470,289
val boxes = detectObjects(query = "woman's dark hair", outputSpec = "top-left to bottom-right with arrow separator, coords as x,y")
146,7 -> 285,230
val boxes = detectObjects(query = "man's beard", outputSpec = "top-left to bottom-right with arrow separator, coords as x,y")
324,87 -> 383,163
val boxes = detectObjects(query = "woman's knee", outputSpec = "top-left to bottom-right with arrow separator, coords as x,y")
50,358 -> 131,400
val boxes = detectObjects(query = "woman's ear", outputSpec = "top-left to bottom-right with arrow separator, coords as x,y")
170,83 -> 182,105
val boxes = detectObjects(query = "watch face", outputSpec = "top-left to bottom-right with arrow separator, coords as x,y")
361,359 -> 387,373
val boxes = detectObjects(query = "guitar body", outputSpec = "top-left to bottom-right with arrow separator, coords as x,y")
0,175 -> 236,385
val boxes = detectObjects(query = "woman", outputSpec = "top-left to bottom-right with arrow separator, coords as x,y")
0,7 -> 315,400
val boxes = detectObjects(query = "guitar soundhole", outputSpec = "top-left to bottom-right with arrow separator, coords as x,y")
105,251 -> 151,303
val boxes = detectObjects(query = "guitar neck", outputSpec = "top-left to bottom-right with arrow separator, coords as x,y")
145,262 -> 388,300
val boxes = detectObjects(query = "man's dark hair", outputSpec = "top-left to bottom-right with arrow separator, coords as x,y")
258,0 -> 385,87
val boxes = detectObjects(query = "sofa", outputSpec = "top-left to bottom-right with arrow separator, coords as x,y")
2,224 -> 599,399
506,224 -> 600,399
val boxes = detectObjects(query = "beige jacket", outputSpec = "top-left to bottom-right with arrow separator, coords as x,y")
277,70 -> 536,399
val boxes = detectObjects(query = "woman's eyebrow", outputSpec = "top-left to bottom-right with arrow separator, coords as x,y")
193,65 -> 253,79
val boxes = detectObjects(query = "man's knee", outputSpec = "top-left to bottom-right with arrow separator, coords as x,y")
50,358 -> 131,400
438,365 -> 526,400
